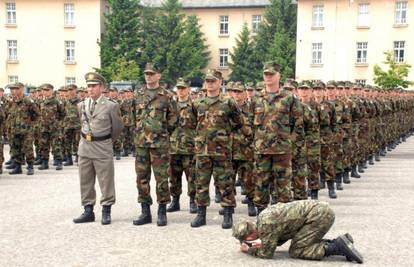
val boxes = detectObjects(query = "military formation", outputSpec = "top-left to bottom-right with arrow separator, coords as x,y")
1,62 -> 414,233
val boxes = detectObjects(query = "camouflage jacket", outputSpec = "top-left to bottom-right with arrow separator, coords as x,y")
120,99 -> 134,127
252,89 -> 304,155
64,96 -> 81,130
232,100 -> 254,161
252,200 -> 333,259
303,102 -> 320,156
170,99 -> 197,155
133,86 -> 178,148
194,94 -> 244,157
39,97 -> 65,131
8,96 -> 39,135
0,99 -> 5,133
319,100 -> 336,144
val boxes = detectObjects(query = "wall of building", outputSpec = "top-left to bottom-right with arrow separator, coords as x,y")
0,0 -> 102,88
296,0 -> 414,86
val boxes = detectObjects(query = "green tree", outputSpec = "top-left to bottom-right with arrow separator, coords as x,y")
99,0 -> 142,81
374,51 -> 413,89
229,23 -> 255,83
100,57 -> 140,82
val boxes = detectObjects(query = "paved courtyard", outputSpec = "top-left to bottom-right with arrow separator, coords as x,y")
1,137 -> 414,267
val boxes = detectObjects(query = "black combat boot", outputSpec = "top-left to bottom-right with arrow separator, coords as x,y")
34,157 -> 42,165
380,148 -> 386,157
5,158 -> 14,165
53,159 -> 58,166
375,152 -> 381,162
324,235 -> 364,263
166,196 -> 180,212
9,164 -> 22,175
157,204 -> 167,226
189,197 -> 197,214
6,160 -> 16,169
38,159 -> 49,170
247,199 -> 257,217
101,205 -> 111,225
335,173 -> 343,190
357,163 -> 364,173
191,206 -> 206,228
270,195 -> 277,205
362,160 -> 368,169
222,207 -> 233,229
368,155 -> 374,165
115,151 -> 121,160
235,179 -> 241,187
257,206 -> 266,216
121,149 -> 129,157
73,205 -> 95,223
320,172 -> 326,189
327,181 -> 337,199
219,207 -> 234,215
214,187 -> 221,203
310,189 -> 319,200
27,164 -> 34,175
133,203 -> 152,225
351,165 -> 361,178
56,160 -> 63,171
241,196 -> 249,204
64,155 -> 73,166
342,170 -> 351,184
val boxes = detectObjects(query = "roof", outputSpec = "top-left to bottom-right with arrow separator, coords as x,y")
140,0 -> 270,9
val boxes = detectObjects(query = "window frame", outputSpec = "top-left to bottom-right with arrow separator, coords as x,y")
6,2 -> 17,25
252,15 -> 262,33
356,42 -> 368,64
358,3 -> 370,27
65,40 -> 76,62
7,40 -> 18,61
65,77 -> 76,85
8,75 -> 18,83
311,42 -> 323,65
394,41 -> 405,62
219,15 -> 229,35
312,5 -> 324,28
219,48 -> 229,68
64,3 -> 75,26
395,1 -> 408,25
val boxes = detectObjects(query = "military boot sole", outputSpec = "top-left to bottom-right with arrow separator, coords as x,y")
73,214 -> 95,224
132,216 -> 152,225
337,235 -> 364,264
101,218 -> 111,225
9,170 -> 23,175
190,218 -> 206,228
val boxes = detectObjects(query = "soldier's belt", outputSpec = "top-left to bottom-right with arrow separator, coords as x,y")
81,133 -> 111,142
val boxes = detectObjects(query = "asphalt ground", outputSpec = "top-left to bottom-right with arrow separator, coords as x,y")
1,137 -> 414,267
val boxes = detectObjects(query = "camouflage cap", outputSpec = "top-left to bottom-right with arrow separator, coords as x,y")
109,87 -> 118,92
312,80 -> 326,89
58,86 -> 68,92
336,81 -> 345,89
144,62 -> 160,74
344,81 -> 353,89
77,87 -> 86,93
263,61 -> 281,74
283,79 -> 297,89
28,87 -> 37,93
7,82 -> 25,89
232,81 -> 245,92
297,80 -> 311,89
40,83 -> 54,91
232,219 -> 254,242
205,69 -> 223,81
256,81 -> 265,91
85,72 -> 106,85
67,84 -> 78,90
326,80 -> 337,89
176,77 -> 189,88
245,82 -> 255,91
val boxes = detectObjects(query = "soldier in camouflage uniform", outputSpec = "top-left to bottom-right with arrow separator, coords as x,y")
119,88 -> 134,157
7,83 -> 39,175
0,91 -> 5,175
32,87 -> 43,165
132,63 -> 178,227
166,78 -> 197,214
252,62 -> 304,214
78,87 -> 88,101
63,85 -> 81,166
190,69 -> 247,229
109,88 -> 122,160
38,84 -> 66,171
232,200 -> 363,263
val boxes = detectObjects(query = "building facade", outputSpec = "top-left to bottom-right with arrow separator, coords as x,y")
296,0 -> 414,86
0,0 -> 107,88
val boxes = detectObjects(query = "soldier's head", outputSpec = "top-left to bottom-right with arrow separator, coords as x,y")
67,84 -> 78,97
297,81 -> 312,102
232,219 -> 258,243
204,69 -> 223,96
85,72 -> 106,100
262,61 -> 281,89
0,88 -> 4,97
144,63 -> 161,89
245,82 -> 255,98
59,86 -> 68,99
109,87 -> 118,99
8,82 -> 25,99
175,77 -> 190,101
231,82 -> 246,102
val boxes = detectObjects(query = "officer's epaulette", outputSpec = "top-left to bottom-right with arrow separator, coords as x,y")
108,98 -> 117,103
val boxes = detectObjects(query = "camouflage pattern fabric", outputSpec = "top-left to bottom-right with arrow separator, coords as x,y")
63,96 -> 81,157
319,100 -> 336,181
304,102 -> 321,190
170,154 -> 196,198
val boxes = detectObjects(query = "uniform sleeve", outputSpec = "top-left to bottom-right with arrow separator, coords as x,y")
110,103 -> 124,139
167,97 -> 178,135
253,224 -> 280,259
28,100 -> 40,122
228,98 -> 244,132
290,96 -> 306,166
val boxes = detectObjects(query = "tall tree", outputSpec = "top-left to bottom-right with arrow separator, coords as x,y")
229,23 -> 255,83
374,51 -> 413,89
99,0 -> 142,81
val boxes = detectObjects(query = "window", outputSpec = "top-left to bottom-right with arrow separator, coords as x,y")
356,42 -> 368,63
219,15 -> 229,35
394,41 -> 405,62
65,41 -> 75,62
64,3 -> 75,26
355,79 -> 366,86
7,40 -> 17,60
312,5 -> 324,27
219,48 -> 229,68
8,75 -> 18,83
252,15 -> 262,33
6,2 -> 17,24
395,1 -> 407,24
358,4 -> 370,27
66,77 -> 76,85
311,43 -> 322,64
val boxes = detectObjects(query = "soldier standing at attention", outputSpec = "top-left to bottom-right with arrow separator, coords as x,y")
63,84 -> 81,166
73,72 -> 123,225
166,78 -> 197,214
109,88 -> 122,160
7,83 -> 39,175
191,69 -> 247,229
132,63 -> 177,227
252,62 -> 304,214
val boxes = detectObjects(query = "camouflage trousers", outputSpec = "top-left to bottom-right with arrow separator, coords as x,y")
33,129 -> 41,158
121,126 -> 133,151
253,153 -> 292,208
135,147 -> 171,205
333,141 -> 344,175
306,146 -> 321,190
291,153 -> 308,200
195,155 -> 236,207
169,154 -> 196,198
232,159 -> 254,199
289,201 -> 335,260
113,138 -> 122,153
0,135 -> 3,166
350,124 -> 360,166
320,140 -> 335,182
64,128 -> 80,156
10,133 -> 35,165
40,131 -> 63,161
342,134 -> 352,171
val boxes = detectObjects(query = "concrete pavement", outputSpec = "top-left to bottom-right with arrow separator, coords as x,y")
1,137 -> 414,267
